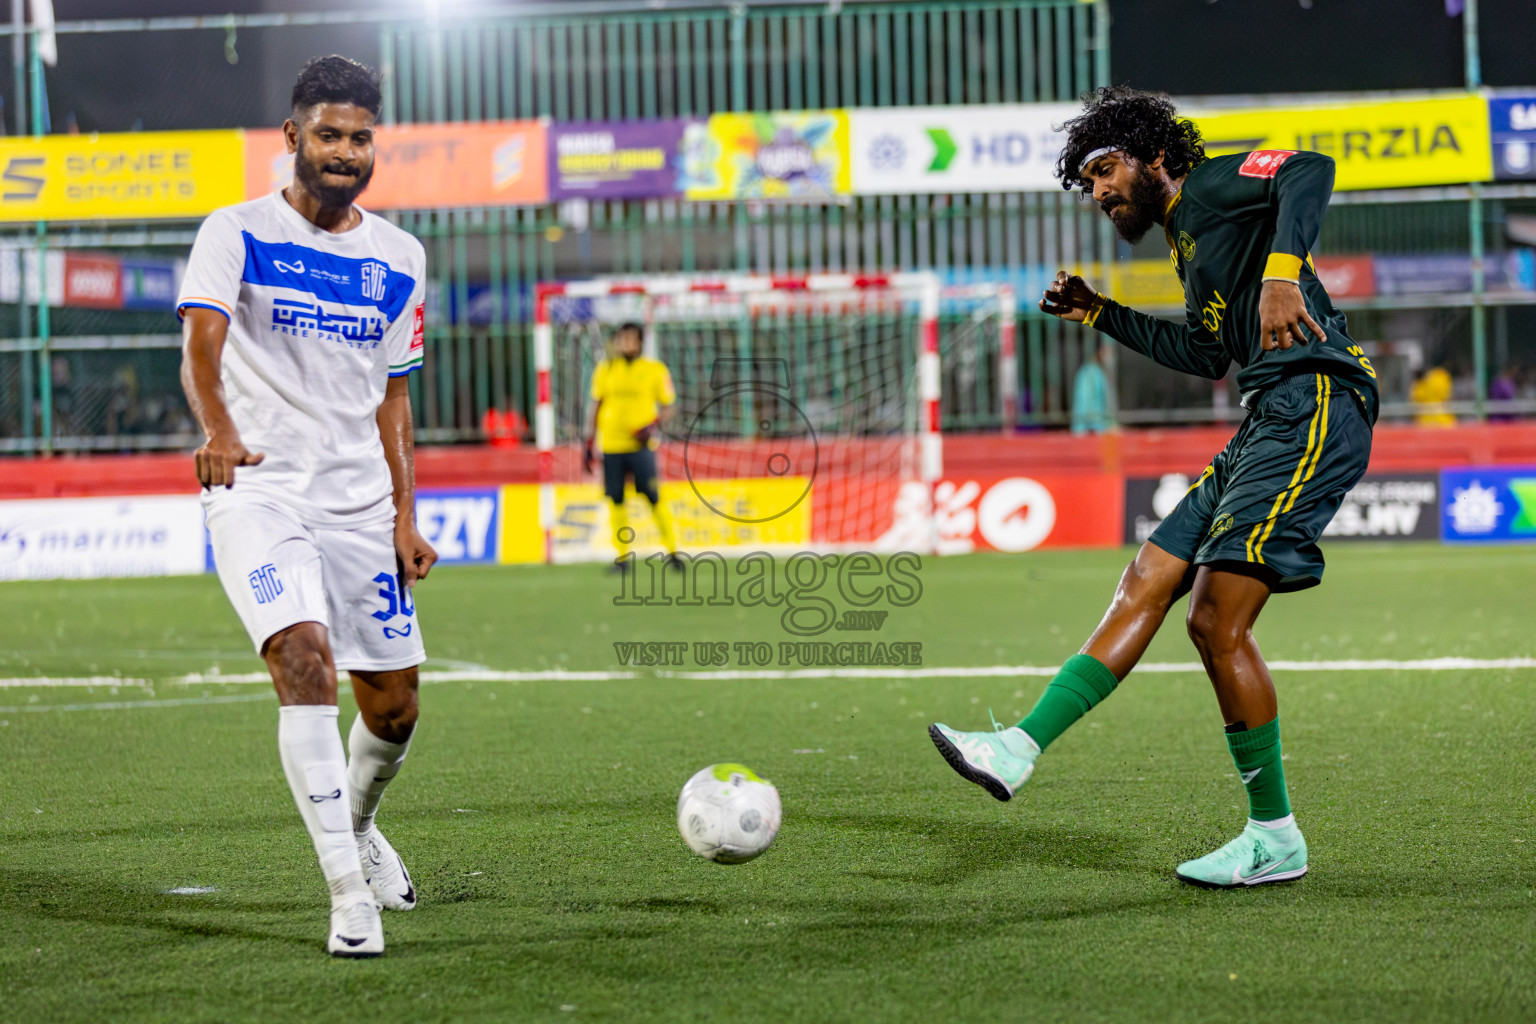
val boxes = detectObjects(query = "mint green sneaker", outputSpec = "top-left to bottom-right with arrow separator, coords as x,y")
928,721 -> 1040,802
1175,819 -> 1309,888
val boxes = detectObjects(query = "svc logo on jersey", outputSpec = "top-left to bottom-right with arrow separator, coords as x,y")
361,261 -> 388,302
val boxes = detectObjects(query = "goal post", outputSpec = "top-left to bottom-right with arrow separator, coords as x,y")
532,272 -> 963,564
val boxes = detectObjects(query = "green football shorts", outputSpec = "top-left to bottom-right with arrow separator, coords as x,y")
1149,373 -> 1373,592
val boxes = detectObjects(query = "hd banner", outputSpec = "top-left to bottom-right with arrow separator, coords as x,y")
0,130 -> 244,223
848,103 -> 1078,195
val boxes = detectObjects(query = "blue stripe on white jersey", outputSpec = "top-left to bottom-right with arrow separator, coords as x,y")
240,232 -> 417,321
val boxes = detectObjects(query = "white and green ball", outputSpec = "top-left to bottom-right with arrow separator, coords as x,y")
676,763 -> 782,864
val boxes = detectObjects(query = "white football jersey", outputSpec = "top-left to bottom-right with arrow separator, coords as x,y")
178,192 -> 426,528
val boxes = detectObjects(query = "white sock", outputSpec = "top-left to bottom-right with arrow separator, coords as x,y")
277,705 -> 369,904
347,713 -> 412,835
1249,813 -> 1297,830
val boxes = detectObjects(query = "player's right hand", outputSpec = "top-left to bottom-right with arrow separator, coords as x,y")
583,439 -> 597,475
194,434 -> 264,489
1039,271 -> 1098,323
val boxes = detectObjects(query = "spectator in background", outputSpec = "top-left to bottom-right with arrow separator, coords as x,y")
1410,363 -> 1455,428
1071,340 -> 1115,435
1489,366 -> 1519,423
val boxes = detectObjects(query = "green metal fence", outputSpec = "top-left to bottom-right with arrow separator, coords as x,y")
2,1 -> 1532,455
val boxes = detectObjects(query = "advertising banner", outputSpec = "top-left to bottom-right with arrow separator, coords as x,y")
121,258 -> 183,312
1189,94 -> 1492,191
0,495 -> 207,581
1322,475 -> 1439,540
1374,251 -> 1535,295
63,252 -> 123,309
549,120 -> 699,200
0,248 -> 64,305
1126,472 -> 1440,545
0,130 -> 245,223
416,488 -> 501,566
244,121 -> 549,209
685,111 -> 849,201
499,478 -> 811,565
1489,96 -> 1536,180
879,475 -> 1123,554
1441,466 -> 1536,543
848,103 -> 1079,195
1312,255 -> 1376,299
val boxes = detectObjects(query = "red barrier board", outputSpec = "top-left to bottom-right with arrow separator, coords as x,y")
63,253 -> 123,309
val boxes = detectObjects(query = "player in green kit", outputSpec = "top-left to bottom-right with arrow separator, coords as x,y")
929,86 -> 1378,887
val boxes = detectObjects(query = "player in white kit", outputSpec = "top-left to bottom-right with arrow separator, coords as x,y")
178,56 -> 434,958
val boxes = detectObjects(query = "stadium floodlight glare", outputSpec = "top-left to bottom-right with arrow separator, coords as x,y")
532,272 -> 952,564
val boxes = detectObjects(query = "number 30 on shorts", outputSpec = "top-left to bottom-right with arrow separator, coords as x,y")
370,571 -> 415,636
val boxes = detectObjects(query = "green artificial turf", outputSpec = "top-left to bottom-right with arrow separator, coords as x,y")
1,544 -> 1532,1022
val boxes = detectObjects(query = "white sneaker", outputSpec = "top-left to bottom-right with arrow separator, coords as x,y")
327,894 -> 383,958
357,825 -> 417,911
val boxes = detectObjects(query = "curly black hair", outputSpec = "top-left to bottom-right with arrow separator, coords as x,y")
1053,85 -> 1206,191
291,55 -> 382,117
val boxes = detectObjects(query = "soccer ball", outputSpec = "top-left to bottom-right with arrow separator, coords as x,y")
676,763 -> 782,864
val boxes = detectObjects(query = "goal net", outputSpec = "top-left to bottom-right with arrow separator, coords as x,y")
531,273 -> 947,564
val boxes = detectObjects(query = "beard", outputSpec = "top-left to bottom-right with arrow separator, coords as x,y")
1100,164 -> 1167,244
293,138 -> 374,209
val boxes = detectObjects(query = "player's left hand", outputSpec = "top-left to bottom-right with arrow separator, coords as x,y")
1259,280 -> 1327,351
395,520 -> 437,589
633,420 -> 659,444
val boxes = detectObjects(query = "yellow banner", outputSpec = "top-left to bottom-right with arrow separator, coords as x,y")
500,478 -> 811,565
685,111 -> 850,201
1189,95 -> 1491,191
0,130 -> 245,223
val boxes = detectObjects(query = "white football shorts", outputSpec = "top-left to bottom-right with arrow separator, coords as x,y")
205,496 -> 426,672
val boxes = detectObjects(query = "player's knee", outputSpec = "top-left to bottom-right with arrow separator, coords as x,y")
263,623 -> 335,700
371,695 -> 418,744
1185,600 -> 1244,656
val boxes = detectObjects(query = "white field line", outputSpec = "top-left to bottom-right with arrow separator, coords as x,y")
1,656 -> 1533,694
0,677 -> 155,688
0,694 -> 271,713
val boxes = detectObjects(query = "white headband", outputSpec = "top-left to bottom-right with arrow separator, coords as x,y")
1078,146 -> 1122,175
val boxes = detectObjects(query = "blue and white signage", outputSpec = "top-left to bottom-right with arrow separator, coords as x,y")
1440,466 -> 1536,543
1490,97 -> 1536,181
415,488 -> 500,565
849,104 -> 1078,195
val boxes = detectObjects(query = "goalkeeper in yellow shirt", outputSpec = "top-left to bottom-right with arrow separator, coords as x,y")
585,322 -> 681,566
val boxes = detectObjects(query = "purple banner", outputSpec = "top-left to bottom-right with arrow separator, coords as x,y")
549,120 -> 696,200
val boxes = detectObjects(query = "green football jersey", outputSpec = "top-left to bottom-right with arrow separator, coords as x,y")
1087,150 -> 1380,424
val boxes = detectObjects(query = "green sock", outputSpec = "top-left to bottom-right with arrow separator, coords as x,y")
1016,653 -> 1119,751
1226,717 -> 1293,821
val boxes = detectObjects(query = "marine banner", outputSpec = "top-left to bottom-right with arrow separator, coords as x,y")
0,495 -> 208,581
1188,94 -> 1492,191
244,120 -> 549,209
685,111 -> 849,201
848,104 -> 1079,194
0,130 -> 245,223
